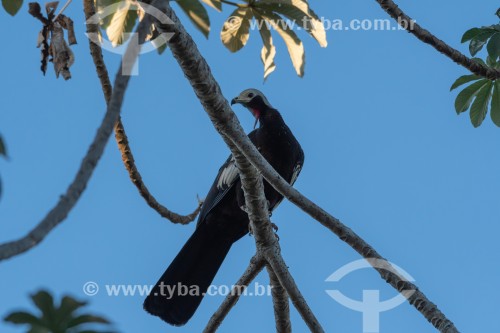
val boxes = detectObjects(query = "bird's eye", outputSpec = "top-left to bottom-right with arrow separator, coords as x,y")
248,93 -> 254,98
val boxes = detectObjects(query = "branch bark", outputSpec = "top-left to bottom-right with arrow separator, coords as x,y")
204,255 -> 265,333
83,0 -> 201,224
0,2 -> 153,261
154,1 -> 459,332
375,0 -> 500,80
231,144 -> 324,333
267,264 -> 292,333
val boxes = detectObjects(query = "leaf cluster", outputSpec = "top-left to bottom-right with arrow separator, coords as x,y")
29,1 -> 77,80
94,0 -> 327,79
452,19 -> 500,127
4,290 -> 114,333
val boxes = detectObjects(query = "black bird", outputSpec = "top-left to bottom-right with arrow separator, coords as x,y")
143,89 -> 304,326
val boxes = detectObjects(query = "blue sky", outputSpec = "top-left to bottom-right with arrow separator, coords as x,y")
1,0 -> 499,332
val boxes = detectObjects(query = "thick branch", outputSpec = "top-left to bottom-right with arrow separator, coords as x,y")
376,0 -> 500,80
230,144 -> 324,332
155,1 -> 459,331
156,2 -> 323,331
83,0 -> 201,224
204,255 -> 265,333
267,264 -> 292,333
0,2 -> 151,261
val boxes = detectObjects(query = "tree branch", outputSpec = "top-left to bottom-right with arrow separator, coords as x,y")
154,1 -> 459,331
375,0 -> 500,80
204,255 -> 265,333
0,1 -> 153,261
83,0 -> 201,224
230,143 -> 324,332
155,2 -> 325,331
266,264 -> 292,333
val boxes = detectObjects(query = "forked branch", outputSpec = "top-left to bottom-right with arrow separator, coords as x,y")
154,0 -> 459,331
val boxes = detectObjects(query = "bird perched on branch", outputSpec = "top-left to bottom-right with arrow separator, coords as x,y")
143,89 -> 304,326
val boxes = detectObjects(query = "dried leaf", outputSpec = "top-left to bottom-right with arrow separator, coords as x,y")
39,26 -> 50,75
29,1 -> 76,79
58,14 -> 77,45
28,2 -> 48,24
50,22 -> 74,80
45,1 -> 58,18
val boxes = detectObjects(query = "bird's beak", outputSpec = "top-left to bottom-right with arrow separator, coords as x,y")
231,97 -> 238,105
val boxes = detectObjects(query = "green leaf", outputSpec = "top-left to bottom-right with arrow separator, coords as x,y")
95,0 -> 122,29
450,74 -> 481,91
176,0 -> 210,38
0,136 -> 6,157
221,8 -> 252,52
254,12 -> 276,80
454,79 -> 489,114
472,57 -> 488,67
258,2 -> 327,47
30,290 -> 55,325
200,0 -> 221,11
469,81 -> 493,127
259,10 -> 305,77
67,314 -> 110,328
486,55 -> 497,67
487,33 -> 500,60
4,311 -> 43,326
56,296 -> 87,324
261,0 -> 310,16
461,27 -> 493,43
491,80 -> 500,127
2,0 -> 22,16
469,30 -> 498,56
105,0 -> 139,46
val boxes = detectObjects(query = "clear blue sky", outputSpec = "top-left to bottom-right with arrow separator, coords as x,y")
1,1 -> 499,332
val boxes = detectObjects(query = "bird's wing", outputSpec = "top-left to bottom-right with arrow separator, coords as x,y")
269,161 -> 303,212
198,131 -> 260,224
197,155 -> 240,224
290,163 -> 302,186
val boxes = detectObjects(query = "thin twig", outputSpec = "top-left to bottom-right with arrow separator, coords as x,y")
266,263 -> 292,333
204,255 -> 265,333
0,0 -> 153,262
82,0 -> 202,224
53,0 -> 72,22
154,1 -> 459,331
375,0 -> 500,80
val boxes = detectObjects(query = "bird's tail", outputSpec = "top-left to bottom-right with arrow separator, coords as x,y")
143,223 -> 233,326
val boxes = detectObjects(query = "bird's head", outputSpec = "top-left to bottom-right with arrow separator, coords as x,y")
231,89 -> 273,128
